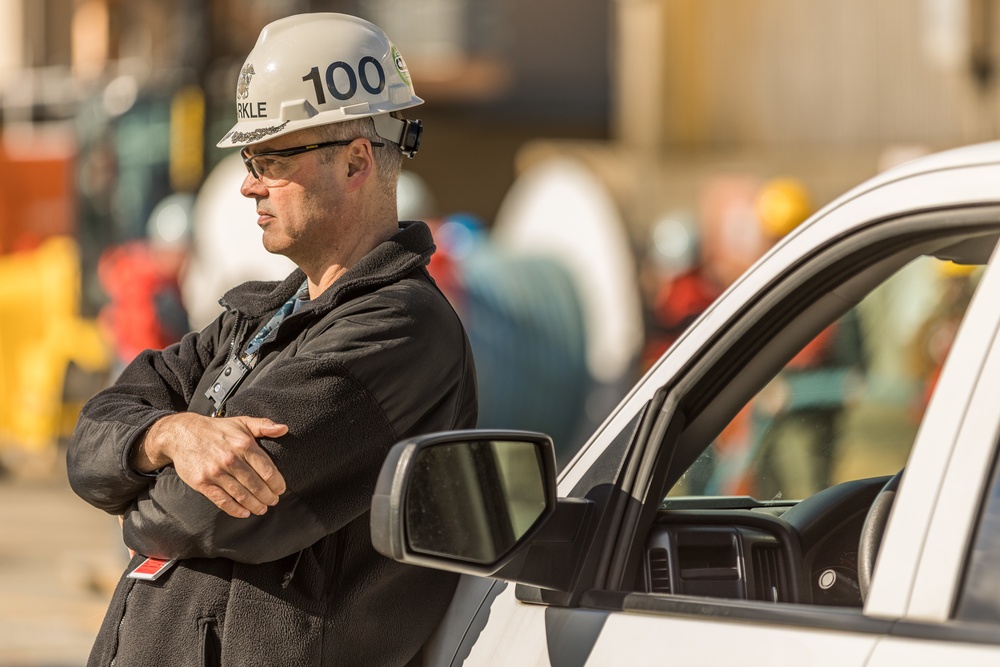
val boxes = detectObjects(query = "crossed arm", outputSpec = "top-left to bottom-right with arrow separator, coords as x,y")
116,412 -> 286,560
131,412 -> 288,519
69,332 -> 403,563
69,320 -> 291,520
69,295 -> 467,564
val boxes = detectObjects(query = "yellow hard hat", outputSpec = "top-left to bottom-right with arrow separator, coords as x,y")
756,178 -> 812,239
937,259 -> 977,278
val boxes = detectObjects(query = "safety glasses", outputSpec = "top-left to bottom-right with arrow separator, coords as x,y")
240,138 -> 385,186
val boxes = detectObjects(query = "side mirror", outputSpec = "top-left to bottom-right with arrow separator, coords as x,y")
371,430 -> 592,591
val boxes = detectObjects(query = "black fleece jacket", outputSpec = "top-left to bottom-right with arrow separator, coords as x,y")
67,221 -> 478,666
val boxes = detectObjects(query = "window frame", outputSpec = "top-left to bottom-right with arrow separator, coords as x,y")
897,233 -> 1000,626
954,438 -> 1000,624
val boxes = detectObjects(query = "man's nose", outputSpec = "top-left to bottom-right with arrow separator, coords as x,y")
240,172 -> 268,198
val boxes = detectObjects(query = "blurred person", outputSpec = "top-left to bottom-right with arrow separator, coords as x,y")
639,175 -> 768,374
396,169 -> 438,222
638,209 -> 718,370
658,177 -> 768,493
641,178 -> 772,495
67,13 -> 477,667
97,193 -> 193,375
720,178 -> 867,500
907,260 -> 981,413
425,212 -> 486,309
698,174 -> 771,288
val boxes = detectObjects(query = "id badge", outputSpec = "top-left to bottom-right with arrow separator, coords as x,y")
127,556 -> 177,581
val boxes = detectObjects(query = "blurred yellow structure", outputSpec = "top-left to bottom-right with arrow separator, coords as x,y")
0,237 -> 109,451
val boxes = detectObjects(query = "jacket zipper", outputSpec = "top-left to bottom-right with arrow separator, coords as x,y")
210,313 -> 247,418
281,549 -> 305,589
109,579 -> 137,667
318,532 -> 342,656
226,312 -> 243,365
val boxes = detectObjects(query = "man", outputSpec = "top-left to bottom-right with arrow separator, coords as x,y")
68,13 -> 477,666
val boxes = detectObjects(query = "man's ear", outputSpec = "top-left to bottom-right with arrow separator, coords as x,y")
344,139 -> 375,192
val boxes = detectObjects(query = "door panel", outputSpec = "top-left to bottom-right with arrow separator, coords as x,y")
460,587 -> 549,666
868,638 -> 1000,666
584,609 -> 876,666
460,588 -> 877,666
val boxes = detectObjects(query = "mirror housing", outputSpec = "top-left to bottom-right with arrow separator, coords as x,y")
371,430 -> 593,591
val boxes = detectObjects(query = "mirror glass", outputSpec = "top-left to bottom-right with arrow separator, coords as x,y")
405,439 -> 548,564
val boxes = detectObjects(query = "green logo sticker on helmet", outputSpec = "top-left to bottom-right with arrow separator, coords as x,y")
391,45 -> 411,88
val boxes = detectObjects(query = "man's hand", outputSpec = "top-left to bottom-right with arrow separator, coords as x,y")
118,515 -> 136,558
132,413 -> 288,518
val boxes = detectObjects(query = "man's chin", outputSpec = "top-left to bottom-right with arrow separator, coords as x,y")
260,234 -> 287,255
260,239 -> 299,268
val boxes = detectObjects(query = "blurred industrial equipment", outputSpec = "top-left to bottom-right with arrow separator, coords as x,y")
0,236 -> 109,454
0,136 -> 110,459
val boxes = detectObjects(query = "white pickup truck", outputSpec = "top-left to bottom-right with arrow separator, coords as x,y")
373,142 -> 1000,665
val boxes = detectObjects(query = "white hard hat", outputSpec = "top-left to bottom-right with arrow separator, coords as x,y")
216,13 -> 423,153
146,193 -> 195,248
396,170 -> 437,220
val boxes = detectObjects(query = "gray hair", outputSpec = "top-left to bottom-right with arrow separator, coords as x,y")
319,113 -> 404,199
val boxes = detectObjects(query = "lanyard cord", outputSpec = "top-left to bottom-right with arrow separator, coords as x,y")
242,281 -> 310,366
206,281 -> 309,415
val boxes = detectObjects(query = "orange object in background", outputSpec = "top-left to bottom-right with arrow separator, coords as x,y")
0,136 -> 76,254
0,135 -> 109,454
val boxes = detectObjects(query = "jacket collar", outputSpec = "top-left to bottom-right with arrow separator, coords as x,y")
219,220 -> 436,318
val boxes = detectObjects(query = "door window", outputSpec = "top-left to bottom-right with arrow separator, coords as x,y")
668,258 -> 982,503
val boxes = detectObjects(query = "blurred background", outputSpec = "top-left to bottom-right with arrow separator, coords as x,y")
2,0 -> 999,663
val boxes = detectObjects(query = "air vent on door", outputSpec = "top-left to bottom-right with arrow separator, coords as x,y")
647,547 -> 672,594
751,544 -> 785,602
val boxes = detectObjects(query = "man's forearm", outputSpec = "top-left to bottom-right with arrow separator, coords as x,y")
67,411 -> 171,514
122,474 -> 325,563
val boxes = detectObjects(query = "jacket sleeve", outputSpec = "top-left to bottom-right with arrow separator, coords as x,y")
67,318 -> 225,514
121,290 -> 478,563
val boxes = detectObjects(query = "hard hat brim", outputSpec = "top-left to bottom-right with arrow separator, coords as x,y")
216,100 -> 424,149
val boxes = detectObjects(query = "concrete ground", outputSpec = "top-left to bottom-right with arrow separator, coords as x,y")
0,449 -> 124,667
